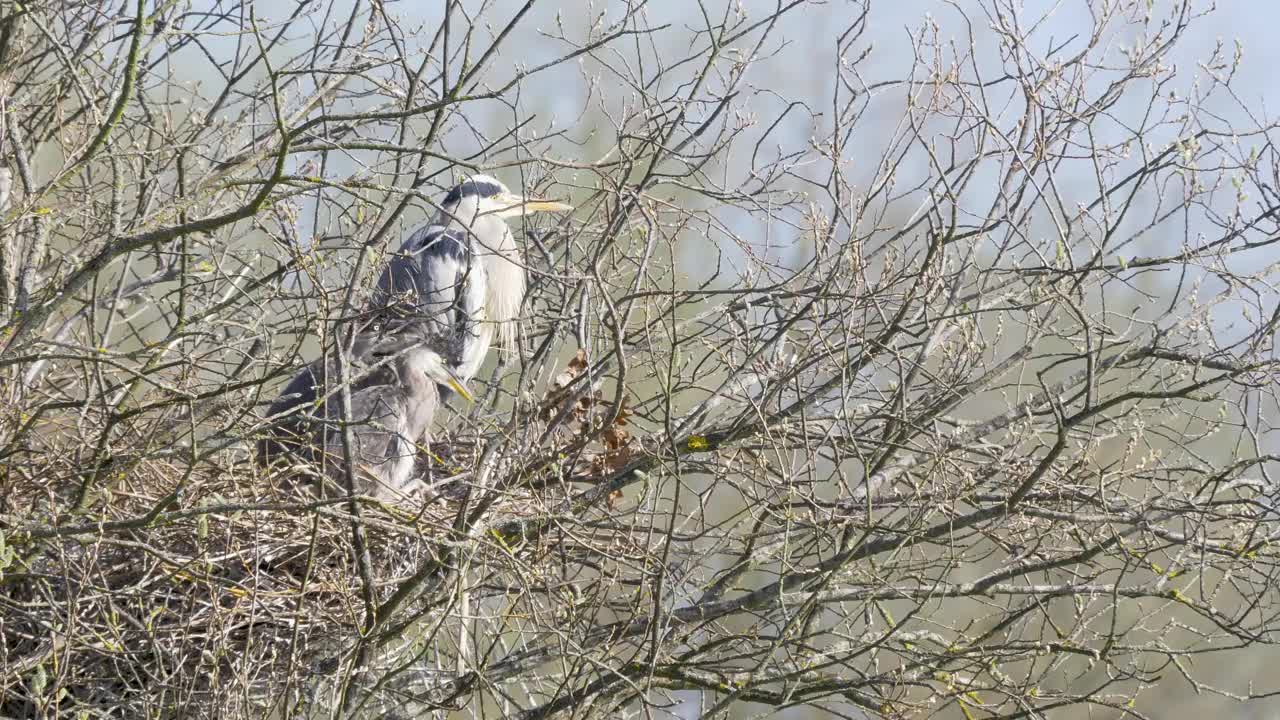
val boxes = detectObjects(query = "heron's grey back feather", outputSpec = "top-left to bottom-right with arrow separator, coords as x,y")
367,225 -> 489,379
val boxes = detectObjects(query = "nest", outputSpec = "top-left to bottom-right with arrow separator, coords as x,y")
0,350 -> 649,717
2,449 -> 473,717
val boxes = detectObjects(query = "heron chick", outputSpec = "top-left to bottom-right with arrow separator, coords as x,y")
258,333 -> 472,501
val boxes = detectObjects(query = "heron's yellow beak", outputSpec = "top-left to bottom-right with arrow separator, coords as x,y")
495,191 -> 573,218
442,369 -> 474,402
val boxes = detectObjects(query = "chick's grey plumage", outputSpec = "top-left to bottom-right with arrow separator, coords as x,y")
258,332 -> 463,500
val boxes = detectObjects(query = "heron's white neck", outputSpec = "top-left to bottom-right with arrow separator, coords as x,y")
484,224 -> 524,355
441,196 -> 525,356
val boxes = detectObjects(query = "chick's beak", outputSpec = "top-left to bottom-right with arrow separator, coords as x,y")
495,191 -> 573,218
440,367 -> 474,402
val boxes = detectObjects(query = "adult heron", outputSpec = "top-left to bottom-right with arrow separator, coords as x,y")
367,174 -> 573,382
257,330 -> 473,500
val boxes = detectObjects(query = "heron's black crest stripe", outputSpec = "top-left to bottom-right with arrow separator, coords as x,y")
443,178 -> 505,206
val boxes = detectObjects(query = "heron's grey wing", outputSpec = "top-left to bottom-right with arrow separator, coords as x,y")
257,361 -> 324,465
257,354 -> 397,466
385,226 -> 485,374
423,228 -> 487,377
321,384 -> 418,498
365,224 -> 486,380
366,232 -> 427,330
365,225 -> 463,328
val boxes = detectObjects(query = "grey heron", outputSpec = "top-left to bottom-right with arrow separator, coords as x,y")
258,175 -> 569,493
257,330 -> 473,500
367,174 -> 573,383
